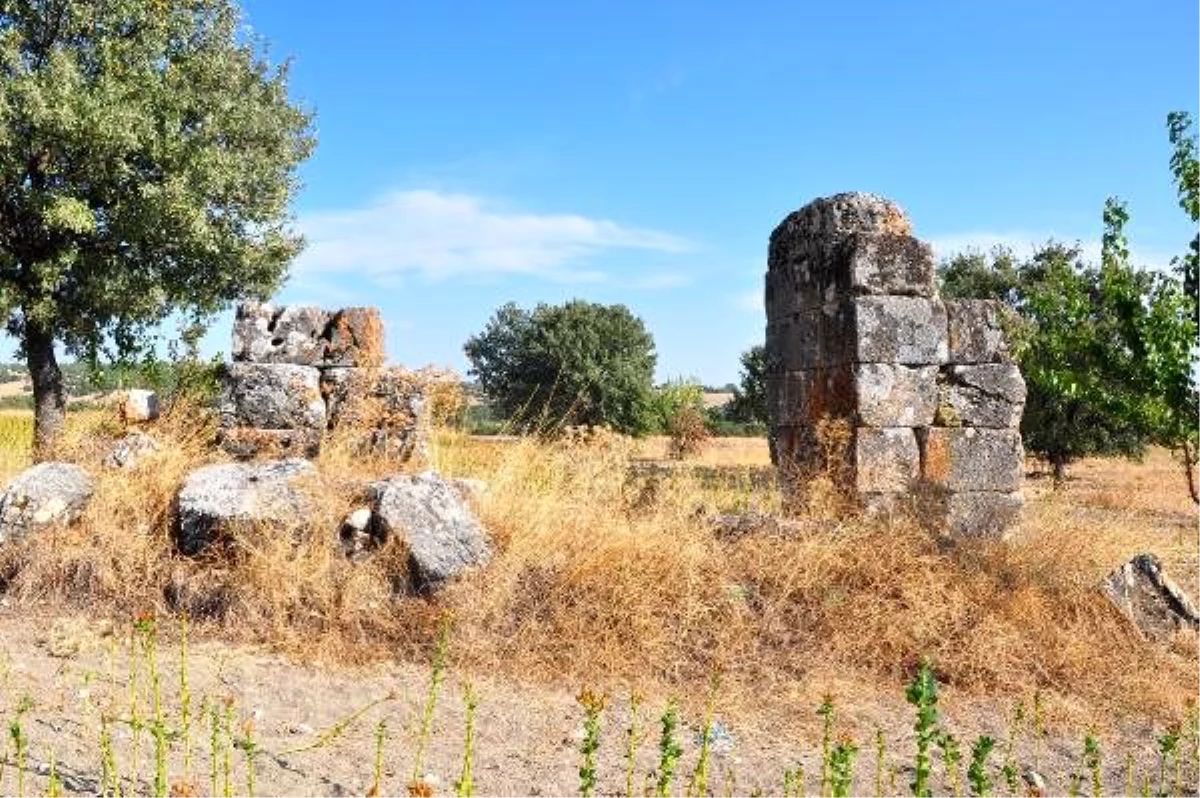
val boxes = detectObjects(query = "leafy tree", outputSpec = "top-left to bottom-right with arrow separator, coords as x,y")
648,376 -> 705,434
940,222 -> 1196,489
1165,111 -> 1200,501
463,299 -> 657,435
0,0 -> 315,454
724,344 -> 767,426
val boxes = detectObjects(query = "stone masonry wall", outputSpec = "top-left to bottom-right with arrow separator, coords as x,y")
218,302 -> 428,461
765,193 -> 1026,539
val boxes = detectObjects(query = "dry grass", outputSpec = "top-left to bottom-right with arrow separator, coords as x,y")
0,405 -> 1195,736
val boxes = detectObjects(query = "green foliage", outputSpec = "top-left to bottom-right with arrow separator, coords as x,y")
577,688 -> 605,798
940,117 -> 1199,494
967,736 -> 995,797
654,700 -> 683,798
828,737 -> 858,797
1083,733 -> 1102,797
464,300 -> 658,436
723,345 -> 767,426
649,377 -> 706,433
0,0 -> 314,446
818,694 -> 835,797
905,660 -> 941,798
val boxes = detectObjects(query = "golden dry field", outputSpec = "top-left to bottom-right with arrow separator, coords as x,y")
0,407 -> 1195,795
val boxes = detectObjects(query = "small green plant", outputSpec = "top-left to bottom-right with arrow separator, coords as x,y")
179,614 -> 194,779
625,690 -> 647,798
47,752 -> 61,798
829,734 -> 859,797
577,688 -> 606,798
371,718 -> 388,797
689,673 -> 721,798
413,618 -> 451,785
100,711 -> 121,798
1158,725 -> 1180,797
9,694 -> 31,798
1083,733 -> 1102,797
818,694 -> 836,797
906,660 -> 941,798
968,735 -> 995,797
135,615 -> 170,798
874,728 -> 886,798
655,700 -> 684,798
1001,701 -> 1024,795
938,730 -> 963,797
237,715 -> 260,797
207,699 -> 220,798
783,765 -> 804,797
455,684 -> 479,798
223,702 -> 234,798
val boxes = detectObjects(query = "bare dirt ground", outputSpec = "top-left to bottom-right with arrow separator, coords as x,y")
0,606 -> 1192,797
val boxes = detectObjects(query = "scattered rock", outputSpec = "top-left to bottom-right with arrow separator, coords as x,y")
370,471 -> 491,591
104,431 -> 161,469
123,389 -> 160,423
1101,553 -> 1200,642
175,459 -> 316,555
0,462 -> 95,545
338,506 -> 376,560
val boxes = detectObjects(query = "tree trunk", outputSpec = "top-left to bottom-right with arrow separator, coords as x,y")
1179,441 -> 1200,505
1050,453 -> 1068,487
25,318 -> 66,460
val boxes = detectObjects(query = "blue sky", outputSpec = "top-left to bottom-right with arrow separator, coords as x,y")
176,1 -> 1200,383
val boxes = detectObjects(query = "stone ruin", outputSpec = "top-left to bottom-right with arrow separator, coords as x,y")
765,193 -> 1027,538
218,302 -> 428,462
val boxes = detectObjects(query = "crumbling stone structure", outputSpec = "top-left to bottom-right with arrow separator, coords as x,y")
765,193 -> 1026,538
218,302 -> 428,461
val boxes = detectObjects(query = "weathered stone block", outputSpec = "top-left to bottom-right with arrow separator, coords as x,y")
218,363 -> 326,431
123,389 -> 160,423
946,299 -> 1011,364
944,491 -> 1024,539
175,459 -> 315,555
851,296 -> 947,365
936,364 -> 1025,428
843,232 -> 936,298
320,367 -> 429,463
766,368 -> 855,427
1101,553 -> 1200,642
325,307 -> 386,368
0,463 -> 94,545
853,427 -> 919,493
768,365 -> 936,429
232,302 -> 330,365
855,364 -> 938,427
217,427 -> 322,460
918,428 -> 1023,492
370,471 -> 491,592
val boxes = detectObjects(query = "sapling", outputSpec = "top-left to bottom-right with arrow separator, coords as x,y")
9,694 -> 31,798
818,694 -> 835,797
1083,733 -> 1101,797
455,685 -> 479,798
412,619 -> 451,786
905,660 -> 941,798
829,734 -> 858,798
625,690 -> 647,798
938,730 -> 963,797
577,687 -> 605,798
968,735 -> 995,797
655,700 -> 683,798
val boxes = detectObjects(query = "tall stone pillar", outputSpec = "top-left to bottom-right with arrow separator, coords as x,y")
764,193 -> 1025,538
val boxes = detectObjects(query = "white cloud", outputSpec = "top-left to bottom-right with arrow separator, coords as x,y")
293,189 -> 695,285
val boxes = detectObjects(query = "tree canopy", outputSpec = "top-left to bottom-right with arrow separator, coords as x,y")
939,116 -> 1198,498
463,299 -> 657,435
0,0 -> 314,452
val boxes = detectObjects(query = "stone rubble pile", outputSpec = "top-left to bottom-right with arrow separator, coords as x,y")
765,192 -> 1026,538
218,302 -> 428,461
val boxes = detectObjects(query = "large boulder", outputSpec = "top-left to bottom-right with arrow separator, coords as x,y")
0,463 -> 95,545
370,471 -> 491,591
175,459 -> 315,555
